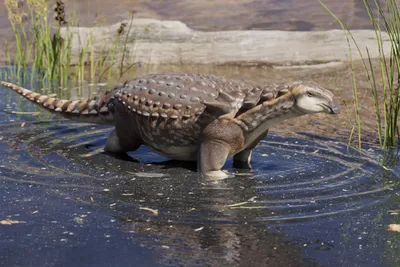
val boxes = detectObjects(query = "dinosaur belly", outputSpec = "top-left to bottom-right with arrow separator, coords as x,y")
146,143 -> 198,161
137,119 -> 203,161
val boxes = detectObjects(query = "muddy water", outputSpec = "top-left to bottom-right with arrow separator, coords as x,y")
0,69 -> 400,267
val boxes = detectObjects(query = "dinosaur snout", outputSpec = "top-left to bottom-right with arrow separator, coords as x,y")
329,98 -> 341,114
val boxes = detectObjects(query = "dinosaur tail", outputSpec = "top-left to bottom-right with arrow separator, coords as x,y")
1,81 -> 115,125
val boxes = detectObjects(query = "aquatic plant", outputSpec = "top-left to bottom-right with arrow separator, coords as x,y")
320,0 -> 400,149
3,0 -> 138,90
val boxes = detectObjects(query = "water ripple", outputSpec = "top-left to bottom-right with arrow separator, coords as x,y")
0,115 -> 397,226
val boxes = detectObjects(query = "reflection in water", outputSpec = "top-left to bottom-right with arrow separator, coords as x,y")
117,220 -> 306,267
0,81 -> 399,266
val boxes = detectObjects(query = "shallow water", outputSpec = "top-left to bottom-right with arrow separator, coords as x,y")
0,77 -> 400,267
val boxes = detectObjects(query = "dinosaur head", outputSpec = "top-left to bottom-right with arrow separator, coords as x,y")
290,82 -> 341,115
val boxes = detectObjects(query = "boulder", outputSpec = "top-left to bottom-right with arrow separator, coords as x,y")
59,18 -> 390,68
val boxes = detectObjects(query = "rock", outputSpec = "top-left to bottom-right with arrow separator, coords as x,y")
59,18 -> 391,68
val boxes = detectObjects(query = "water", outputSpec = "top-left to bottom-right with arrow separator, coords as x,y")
0,77 -> 400,267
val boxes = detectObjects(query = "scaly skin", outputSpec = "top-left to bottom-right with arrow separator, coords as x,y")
198,81 -> 340,177
0,81 -> 116,125
1,73 -> 340,178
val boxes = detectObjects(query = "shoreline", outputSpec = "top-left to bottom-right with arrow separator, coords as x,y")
0,18 -> 391,68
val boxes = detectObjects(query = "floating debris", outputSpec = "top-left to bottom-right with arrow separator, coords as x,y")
0,219 -> 26,225
139,207 -> 159,216
227,201 -> 249,207
229,206 -> 265,210
194,226 -> 204,232
227,196 -> 257,207
388,224 -> 400,232
12,111 -> 41,116
128,172 -> 167,178
81,147 -> 104,158
389,210 -> 400,215
73,217 -> 85,225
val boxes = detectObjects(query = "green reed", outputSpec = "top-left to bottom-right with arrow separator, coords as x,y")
3,0 -> 138,92
320,0 -> 400,149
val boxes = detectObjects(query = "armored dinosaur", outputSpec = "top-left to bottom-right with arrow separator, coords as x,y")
1,73 -> 340,178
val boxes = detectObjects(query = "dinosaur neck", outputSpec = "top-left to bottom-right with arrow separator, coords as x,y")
0,81 -> 116,125
235,92 -> 305,147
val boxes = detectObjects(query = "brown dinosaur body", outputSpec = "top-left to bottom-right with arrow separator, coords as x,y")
1,73 -> 340,178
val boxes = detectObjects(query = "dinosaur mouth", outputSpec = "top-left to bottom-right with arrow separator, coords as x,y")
330,105 -> 341,114
320,104 -> 340,114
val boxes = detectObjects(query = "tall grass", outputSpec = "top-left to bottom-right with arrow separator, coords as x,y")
320,0 -> 400,149
2,0 -> 137,92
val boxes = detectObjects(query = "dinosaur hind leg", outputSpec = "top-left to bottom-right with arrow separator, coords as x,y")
105,128 -> 142,154
233,130 -> 269,169
232,149 -> 253,169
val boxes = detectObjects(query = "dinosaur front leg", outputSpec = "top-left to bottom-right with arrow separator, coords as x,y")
198,115 -> 245,178
198,138 -> 231,178
233,130 -> 269,169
